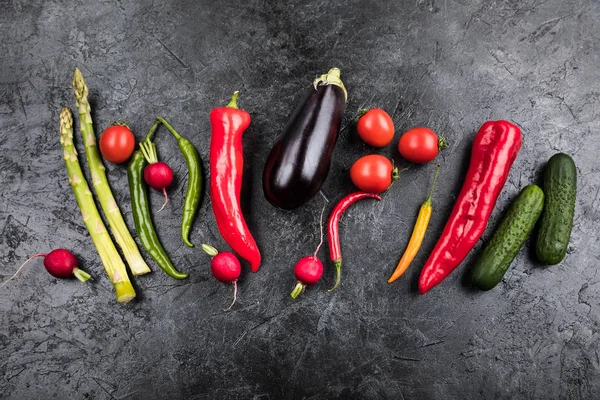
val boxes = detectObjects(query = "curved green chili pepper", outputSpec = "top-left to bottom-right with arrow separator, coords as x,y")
156,117 -> 203,247
127,121 -> 189,280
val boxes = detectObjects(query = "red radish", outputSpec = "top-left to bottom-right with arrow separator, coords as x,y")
291,256 -> 323,298
202,244 -> 241,311
139,139 -> 173,212
0,249 -> 91,288
290,196 -> 327,299
144,162 -> 173,211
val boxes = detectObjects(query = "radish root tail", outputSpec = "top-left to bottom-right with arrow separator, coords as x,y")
313,193 -> 329,259
224,280 -> 238,312
158,187 -> 169,212
0,254 -> 47,289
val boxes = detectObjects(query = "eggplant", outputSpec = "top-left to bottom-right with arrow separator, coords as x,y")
263,68 -> 347,210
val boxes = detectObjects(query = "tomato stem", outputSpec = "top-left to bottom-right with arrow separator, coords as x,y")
438,136 -> 449,151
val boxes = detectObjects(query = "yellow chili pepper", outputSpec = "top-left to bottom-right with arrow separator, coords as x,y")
388,163 -> 440,283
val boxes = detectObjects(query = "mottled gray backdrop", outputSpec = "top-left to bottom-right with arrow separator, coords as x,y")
1,0 -> 599,399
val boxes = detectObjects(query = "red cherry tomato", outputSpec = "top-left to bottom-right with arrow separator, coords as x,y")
398,127 -> 440,164
356,108 -> 395,147
350,155 -> 397,194
99,125 -> 136,164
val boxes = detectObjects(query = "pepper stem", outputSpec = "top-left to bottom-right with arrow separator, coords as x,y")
201,244 -> 219,257
144,120 -> 161,142
73,268 -> 92,283
155,117 -> 182,140
328,259 -> 342,292
290,282 -> 306,299
224,280 -> 238,311
425,163 -> 441,203
226,91 -> 240,109
313,68 -> 347,101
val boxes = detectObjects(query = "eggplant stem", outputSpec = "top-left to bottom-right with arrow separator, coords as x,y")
0,254 -> 47,288
313,68 -> 347,101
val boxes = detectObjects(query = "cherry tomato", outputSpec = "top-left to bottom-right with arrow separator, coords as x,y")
350,154 -> 397,194
356,108 -> 395,147
398,127 -> 439,164
99,125 -> 136,164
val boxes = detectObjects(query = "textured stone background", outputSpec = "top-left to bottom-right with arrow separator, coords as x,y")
1,0 -> 599,398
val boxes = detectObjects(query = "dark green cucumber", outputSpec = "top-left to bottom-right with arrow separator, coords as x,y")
471,185 -> 545,290
535,153 -> 577,264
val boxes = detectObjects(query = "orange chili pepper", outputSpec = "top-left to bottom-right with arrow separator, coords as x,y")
388,163 -> 440,283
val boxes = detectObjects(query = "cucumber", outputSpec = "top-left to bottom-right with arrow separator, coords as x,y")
471,185 -> 545,290
535,152 -> 577,264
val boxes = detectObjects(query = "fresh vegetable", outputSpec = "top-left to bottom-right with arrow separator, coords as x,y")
60,107 -> 135,302
72,68 -> 151,276
202,244 -> 241,311
398,127 -> 446,164
388,164 -> 440,283
290,198 -> 327,299
127,121 -> 188,280
99,124 -> 136,164
328,192 -> 382,291
356,108 -> 395,147
419,120 -> 522,294
350,154 -> 399,194
156,117 -> 203,247
0,249 -> 91,288
471,185 -> 545,290
139,137 -> 173,212
263,68 -> 347,210
535,153 -> 577,264
291,257 -> 323,298
210,91 -> 261,271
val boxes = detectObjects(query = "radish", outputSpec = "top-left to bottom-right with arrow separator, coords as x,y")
202,244 -> 241,311
290,195 -> 327,299
144,162 -> 173,212
290,256 -> 323,298
0,249 -> 91,288
139,138 -> 173,212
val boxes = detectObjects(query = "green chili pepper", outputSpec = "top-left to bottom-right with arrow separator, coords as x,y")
156,117 -> 203,247
127,121 -> 189,280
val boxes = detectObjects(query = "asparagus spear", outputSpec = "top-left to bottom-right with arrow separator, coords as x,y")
72,68 -> 151,276
60,108 -> 135,303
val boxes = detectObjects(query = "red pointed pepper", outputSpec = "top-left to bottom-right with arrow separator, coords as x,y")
209,92 -> 261,272
418,120 -> 522,294
328,191 -> 381,291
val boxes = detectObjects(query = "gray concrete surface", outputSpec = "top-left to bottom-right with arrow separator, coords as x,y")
1,0 -> 599,398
